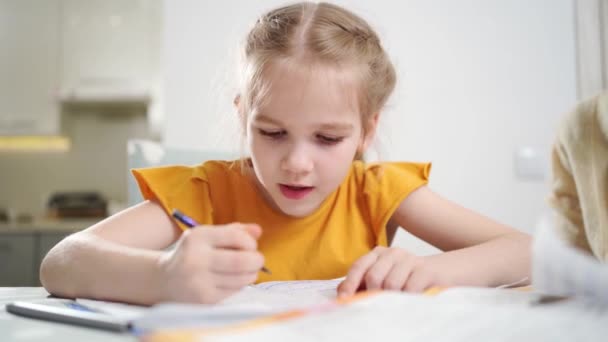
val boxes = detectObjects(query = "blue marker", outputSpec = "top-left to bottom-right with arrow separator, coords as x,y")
171,209 -> 198,228
65,302 -> 98,313
171,209 -> 271,275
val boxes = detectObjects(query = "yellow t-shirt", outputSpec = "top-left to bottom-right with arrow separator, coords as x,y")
132,160 -> 430,282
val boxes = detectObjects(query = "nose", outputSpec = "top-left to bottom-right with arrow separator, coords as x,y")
281,142 -> 313,175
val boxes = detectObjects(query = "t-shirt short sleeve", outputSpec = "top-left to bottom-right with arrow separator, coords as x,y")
360,162 -> 431,244
131,165 -> 214,231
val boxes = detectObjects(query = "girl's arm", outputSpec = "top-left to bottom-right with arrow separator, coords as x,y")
393,186 -> 531,286
40,200 -> 264,305
339,186 -> 531,295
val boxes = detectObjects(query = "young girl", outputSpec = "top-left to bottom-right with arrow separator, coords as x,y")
40,2 -> 531,305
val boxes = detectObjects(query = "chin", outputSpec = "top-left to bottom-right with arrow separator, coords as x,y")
279,206 -> 313,218
276,201 -> 318,218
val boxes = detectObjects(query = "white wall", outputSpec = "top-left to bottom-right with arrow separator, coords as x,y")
162,0 -> 578,251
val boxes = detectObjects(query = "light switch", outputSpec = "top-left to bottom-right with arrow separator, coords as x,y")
514,146 -> 546,181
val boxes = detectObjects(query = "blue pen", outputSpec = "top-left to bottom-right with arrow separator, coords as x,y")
65,301 -> 98,313
171,209 -> 271,275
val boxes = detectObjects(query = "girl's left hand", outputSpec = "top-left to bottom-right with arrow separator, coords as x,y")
337,246 -> 443,297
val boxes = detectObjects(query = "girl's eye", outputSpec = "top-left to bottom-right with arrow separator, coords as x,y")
316,134 -> 343,145
258,129 -> 286,139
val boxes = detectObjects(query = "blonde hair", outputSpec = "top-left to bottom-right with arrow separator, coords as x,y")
237,2 -> 396,138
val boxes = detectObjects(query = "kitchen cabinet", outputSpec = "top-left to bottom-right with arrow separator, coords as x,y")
0,0 -> 161,136
0,234 -> 36,286
0,0 -> 61,135
0,230 -> 75,286
59,0 -> 161,103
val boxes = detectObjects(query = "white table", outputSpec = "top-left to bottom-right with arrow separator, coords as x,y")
0,288 -> 135,342
2,286 -> 607,341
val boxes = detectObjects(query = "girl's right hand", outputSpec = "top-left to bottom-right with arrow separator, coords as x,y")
157,223 -> 265,304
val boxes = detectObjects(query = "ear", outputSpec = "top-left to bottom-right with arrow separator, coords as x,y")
359,113 -> 379,152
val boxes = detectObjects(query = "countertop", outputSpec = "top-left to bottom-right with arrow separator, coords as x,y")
0,218 -> 103,233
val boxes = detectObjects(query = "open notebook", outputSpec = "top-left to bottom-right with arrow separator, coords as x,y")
130,278 -> 344,331
30,278 -> 345,333
144,286 -> 608,342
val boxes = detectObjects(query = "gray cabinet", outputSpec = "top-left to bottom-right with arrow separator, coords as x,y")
0,232 -> 72,286
0,234 -> 36,286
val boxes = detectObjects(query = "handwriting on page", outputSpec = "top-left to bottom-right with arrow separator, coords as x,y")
252,278 -> 343,294
132,278 -> 345,331
219,278 -> 344,310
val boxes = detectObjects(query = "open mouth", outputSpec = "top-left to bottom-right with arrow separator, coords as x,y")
279,184 -> 314,200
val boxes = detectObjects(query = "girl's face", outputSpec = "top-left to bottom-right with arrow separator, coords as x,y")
246,61 -> 373,217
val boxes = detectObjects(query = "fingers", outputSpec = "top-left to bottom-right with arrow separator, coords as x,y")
209,249 -> 265,274
339,248 -> 429,297
402,266 -> 434,293
337,249 -> 380,297
180,224 -> 265,273
382,259 -> 414,291
203,225 -> 260,250
214,271 -> 260,290
241,224 -> 262,239
164,223 -> 267,304
362,252 -> 395,291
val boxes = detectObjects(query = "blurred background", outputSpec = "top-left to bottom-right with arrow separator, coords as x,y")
0,0 -> 605,285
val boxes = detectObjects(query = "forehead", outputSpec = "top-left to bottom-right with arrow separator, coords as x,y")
254,59 -> 361,125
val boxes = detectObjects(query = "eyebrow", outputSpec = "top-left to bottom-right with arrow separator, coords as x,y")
316,122 -> 354,132
254,114 -> 354,132
253,114 -> 283,126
